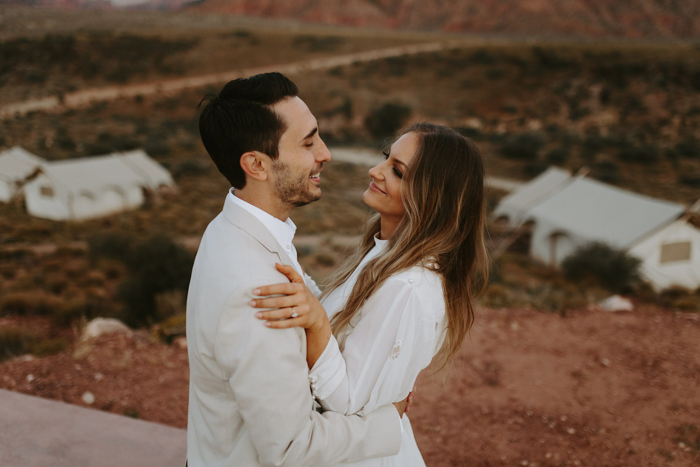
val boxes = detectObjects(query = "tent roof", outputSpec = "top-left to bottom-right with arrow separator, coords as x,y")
493,166 -> 571,222
117,150 -> 174,189
526,176 -> 685,248
39,150 -> 173,194
42,154 -> 147,193
0,147 -> 45,182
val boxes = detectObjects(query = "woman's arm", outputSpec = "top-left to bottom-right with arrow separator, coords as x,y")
250,263 -> 333,368
259,271 -> 442,415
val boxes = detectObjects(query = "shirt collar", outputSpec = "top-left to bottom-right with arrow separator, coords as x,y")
228,189 -> 296,248
373,233 -> 388,250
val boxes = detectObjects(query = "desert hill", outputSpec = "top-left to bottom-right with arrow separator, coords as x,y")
3,0 -> 700,39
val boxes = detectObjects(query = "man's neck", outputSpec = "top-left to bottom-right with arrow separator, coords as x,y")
234,188 -> 291,222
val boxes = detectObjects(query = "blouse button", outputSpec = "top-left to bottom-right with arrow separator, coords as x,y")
408,278 -> 414,284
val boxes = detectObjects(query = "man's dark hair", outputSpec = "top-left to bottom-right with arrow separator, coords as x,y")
199,72 -> 299,189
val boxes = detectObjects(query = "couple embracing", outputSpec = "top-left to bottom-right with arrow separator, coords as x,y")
186,72 -> 487,467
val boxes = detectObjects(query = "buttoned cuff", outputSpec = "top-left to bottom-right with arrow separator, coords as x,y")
308,335 -> 346,401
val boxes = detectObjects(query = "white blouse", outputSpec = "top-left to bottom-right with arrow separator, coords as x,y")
309,236 -> 447,419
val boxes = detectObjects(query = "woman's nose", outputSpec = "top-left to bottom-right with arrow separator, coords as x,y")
368,164 -> 383,180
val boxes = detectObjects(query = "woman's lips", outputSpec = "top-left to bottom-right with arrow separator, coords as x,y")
369,181 -> 385,194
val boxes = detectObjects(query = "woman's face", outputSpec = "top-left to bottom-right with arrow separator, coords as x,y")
362,131 -> 419,221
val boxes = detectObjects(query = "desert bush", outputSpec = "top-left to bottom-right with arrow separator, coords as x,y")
679,174 -> 700,188
617,144 -> 659,164
0,327 -> 38,362
0,291 -> 61,316
481,284 -> 512,308
292,35 -> 343,52
523,162 -> 548,177
117,235 -> 194,327
500,132 -> 547,161
364,103 -> 412,141
594,160 -> 620,184
172,159 -> 211,179
144,138 -> 171,157
31,337 -> 69,357
87,231 -> 136,263
675,138 -> 700,159
545,147 -> 570,164
562,242 -> 641,293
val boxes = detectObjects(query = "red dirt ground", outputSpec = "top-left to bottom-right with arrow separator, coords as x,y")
1,306 -> 699,466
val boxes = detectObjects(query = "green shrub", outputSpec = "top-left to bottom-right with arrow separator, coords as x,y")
87,231 -> 136,263
0,327 -> 38,362
31,337 -> 69,357
500,132 -> 547,161
117,235 -> 194,327
0,291 -> 61,316
364,103 -> 412,141
545,147 -> 569,164
675,138 -> 700,159
594,160 -> 620,184
617,144 -> 659,164
561,242 -> 641,293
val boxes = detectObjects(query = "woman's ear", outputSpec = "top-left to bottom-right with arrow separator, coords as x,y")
240,151 -> 270,182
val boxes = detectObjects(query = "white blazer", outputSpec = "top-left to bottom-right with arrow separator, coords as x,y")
186,194 -> 401,467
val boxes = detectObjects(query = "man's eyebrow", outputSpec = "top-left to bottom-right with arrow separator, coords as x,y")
302,127 -> 318,141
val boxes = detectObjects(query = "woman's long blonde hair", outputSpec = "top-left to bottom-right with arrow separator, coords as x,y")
322,122 -> 488,370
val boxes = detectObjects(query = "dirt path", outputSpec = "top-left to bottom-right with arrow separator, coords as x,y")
2,306 -> 698,466
0,41 -> 458,120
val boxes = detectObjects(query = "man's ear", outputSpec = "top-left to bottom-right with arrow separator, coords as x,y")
240,151 -> 270,182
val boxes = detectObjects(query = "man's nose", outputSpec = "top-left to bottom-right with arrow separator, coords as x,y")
316,138 -> 331,162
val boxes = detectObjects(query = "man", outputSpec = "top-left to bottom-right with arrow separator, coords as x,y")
186,72 -> 403,467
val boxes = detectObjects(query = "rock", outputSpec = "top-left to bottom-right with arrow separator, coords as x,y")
82,318 -> 132,340
173,336 -> 187,350
82,391 -> 95,405
598,295 -> 634,312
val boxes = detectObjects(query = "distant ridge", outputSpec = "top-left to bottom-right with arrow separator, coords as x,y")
3,0 -> 700,40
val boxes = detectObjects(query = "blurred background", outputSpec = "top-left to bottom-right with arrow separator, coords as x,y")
0,1 -> 699,466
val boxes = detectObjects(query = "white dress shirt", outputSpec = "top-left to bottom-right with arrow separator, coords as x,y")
308,236 -> 448,466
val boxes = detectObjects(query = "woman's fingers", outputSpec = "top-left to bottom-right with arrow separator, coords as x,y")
252,282 -> 303,298
255,306 -> 307,321
249,294 -> 305,309
275,263 -> 304,283
263,316 -> 306,329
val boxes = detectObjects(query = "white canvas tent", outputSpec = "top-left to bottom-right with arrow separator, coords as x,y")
493,166 -> 697,291
0,147 -> 45,202
493,166 -> 571,225
23,150 -> 175,221
628,219 -> 700,290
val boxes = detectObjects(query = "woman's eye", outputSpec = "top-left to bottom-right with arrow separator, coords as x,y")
382,151 -> 390,160
393,167 -> 403,179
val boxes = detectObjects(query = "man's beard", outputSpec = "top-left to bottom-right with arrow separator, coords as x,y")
272,159 -> 321,208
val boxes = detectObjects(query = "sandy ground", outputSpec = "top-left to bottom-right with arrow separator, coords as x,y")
1,306 -> 699,466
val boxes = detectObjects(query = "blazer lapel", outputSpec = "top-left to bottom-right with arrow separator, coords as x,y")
221,195 -> 296,267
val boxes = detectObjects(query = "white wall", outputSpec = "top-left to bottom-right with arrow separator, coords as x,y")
24,176 -> 144,221
0,180 -> 12,202
628,220 -> 700,291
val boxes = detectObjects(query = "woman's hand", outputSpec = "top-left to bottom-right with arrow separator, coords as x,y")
250,263 -> 327,333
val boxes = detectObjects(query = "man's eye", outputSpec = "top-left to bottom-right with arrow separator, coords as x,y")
393,167 -> 403,179
305,142 -> 314,148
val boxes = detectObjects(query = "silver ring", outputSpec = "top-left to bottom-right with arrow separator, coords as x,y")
290,308 -> 298,318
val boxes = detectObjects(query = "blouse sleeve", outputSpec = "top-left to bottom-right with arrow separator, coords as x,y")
309,272 -> 444,416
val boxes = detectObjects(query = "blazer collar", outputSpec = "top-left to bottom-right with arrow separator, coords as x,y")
221,194 -> 296,266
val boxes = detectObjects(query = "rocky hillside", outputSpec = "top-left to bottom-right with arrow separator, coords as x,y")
186,0 -> 700,39
3,0 -> 699,39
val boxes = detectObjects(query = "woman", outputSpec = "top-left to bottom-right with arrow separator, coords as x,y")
250,122 -> 488,466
